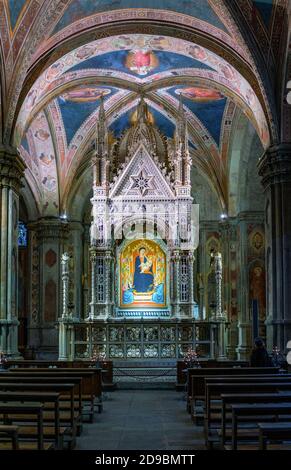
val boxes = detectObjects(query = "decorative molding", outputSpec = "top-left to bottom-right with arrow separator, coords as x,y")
258,143 -> 291,188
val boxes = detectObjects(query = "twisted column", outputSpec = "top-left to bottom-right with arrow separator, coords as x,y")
214,252 -> 223,319
61,253 -> 70,318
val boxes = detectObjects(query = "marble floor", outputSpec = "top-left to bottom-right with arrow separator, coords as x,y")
75,389 -> 205,450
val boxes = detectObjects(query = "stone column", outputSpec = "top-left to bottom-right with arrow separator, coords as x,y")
28,219 -> 69,357
258,143 -> 291,352
82,225 -> 90,319
0,147 -> 25,357
236,213 -> 252,360
68,221 -> 84,318
214,251 -> 227,360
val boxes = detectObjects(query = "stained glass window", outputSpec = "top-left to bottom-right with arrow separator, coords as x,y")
18,221 -> 28,247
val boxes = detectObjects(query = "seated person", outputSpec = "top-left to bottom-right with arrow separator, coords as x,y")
250,337 -> 274,367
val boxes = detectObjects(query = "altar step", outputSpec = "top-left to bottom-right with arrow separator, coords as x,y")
113,360 -> 176,389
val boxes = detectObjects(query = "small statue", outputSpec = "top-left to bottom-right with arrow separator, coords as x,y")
209,248 -> 215,268
215,251 -> 222,272
61,252 -> 70,273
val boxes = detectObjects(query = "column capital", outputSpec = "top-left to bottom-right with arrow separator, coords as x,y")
258,143 -> 291,188
28,218 -> 69,241
0,146 -> 26,191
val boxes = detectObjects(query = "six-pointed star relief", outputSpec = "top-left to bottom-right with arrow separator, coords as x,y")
130,170 -> 154,196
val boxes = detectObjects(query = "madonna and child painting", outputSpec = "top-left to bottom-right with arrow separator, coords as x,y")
120,240 -> 166,308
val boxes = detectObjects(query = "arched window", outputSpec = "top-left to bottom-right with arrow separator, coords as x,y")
18,221 -> 28,247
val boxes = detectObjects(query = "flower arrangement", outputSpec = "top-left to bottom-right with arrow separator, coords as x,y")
271,346 -> 286,368
183,347 -> 200,368
91,350 -> 106,367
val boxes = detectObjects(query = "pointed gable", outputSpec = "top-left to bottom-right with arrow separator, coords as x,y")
110,143 -> 175,200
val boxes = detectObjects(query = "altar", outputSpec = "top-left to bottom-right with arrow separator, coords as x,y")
58,97 -> 227,361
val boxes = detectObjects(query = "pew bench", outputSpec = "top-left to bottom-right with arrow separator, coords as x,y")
226,403 -> 291,450
10,368 -> 103,419
190,374 -> 291,422
0,382 -> 79,449
219,392 -> 291,448
0,391 -> 65,449
0,425 -> 19,450
205,382 -> 291,448
187,367 -> 280,414
6,360 -> 115,390
258,422 -> 291,450
0,403 -> 54,450
1,375 -> 83,421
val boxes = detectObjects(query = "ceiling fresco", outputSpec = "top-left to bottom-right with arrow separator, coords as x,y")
0,0 -> 287,223
52,0 -> 229,35
16,34 -> 269,148
57,85 -> 119,145
69,49 -> 214,77
253,0 -> 274,30
7,0 -> 27,31
14,30 -> 273,216
168,86 -> 227,147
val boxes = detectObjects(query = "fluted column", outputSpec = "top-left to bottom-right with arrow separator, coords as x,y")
0,147 -> 26,356
258,143 -> 291,352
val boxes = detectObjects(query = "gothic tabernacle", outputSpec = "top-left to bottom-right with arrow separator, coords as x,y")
58,96 -> 214,361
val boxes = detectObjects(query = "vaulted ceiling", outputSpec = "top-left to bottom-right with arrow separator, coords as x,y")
0,0 -> 289,219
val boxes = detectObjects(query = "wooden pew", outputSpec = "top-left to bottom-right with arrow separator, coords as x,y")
0,403 -> 52,450
229,403 -> 291,450
9,368 -> 102,418
0,382 -> 78,449
191,374 -> 291,423
0,425 -> 19,450
6,360 -> 114,389
220,392 -> 291,448
205,382 -> 291,448
0,390 -> 62,449
258,423 -> 291,450
1,375 -> 83,420
187,367 -> 281,414
176,360 -> 248,387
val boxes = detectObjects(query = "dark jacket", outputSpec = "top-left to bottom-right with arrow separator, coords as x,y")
250,347 -> 274,367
